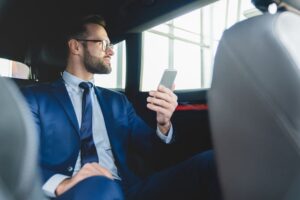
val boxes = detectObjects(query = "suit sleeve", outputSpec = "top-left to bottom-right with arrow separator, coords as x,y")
124,96 -> 174,164
21,88 -> 42,140
22,87 -> 71,197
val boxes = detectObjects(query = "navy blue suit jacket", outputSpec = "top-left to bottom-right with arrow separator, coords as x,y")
22,78 -> 170,190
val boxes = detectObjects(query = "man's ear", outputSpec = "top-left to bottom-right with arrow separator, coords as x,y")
68,39 -> 81,55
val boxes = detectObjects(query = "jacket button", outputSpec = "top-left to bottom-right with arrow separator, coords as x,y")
67,166 -> 73,172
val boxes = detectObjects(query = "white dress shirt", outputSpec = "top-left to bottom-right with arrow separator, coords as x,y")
42,71 -> 173,197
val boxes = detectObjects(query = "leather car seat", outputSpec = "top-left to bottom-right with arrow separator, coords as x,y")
0,77 -> 44,200
209,0 -> 300,199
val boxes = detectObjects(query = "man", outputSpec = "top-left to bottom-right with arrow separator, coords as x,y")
22,15 -> 221,200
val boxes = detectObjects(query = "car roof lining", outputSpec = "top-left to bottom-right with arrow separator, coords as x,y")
0,0 -> 215,65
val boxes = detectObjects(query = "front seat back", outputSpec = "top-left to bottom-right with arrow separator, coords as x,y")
0,78 -> 43,199
208,1 -> 300,200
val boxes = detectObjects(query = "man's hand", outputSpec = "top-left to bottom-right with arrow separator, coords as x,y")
147,85 -> 178,134
55,163 -> 113,196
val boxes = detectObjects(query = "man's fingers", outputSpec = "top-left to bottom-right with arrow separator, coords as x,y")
99,168 -> 113,179
90,163 -> 113,179
81,163 -> 112,179
80,163 -> 101,176
147,103 -> 171,116
148,92 -> 177,106
147,94 -> 178,112
149,87 -> 178,103
147,96 -> 170,108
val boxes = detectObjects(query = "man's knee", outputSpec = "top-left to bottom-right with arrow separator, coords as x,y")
193,150 -> 215,168
192,150 -> 222,199
62,176 -> 124,200
189,150 -> 219,181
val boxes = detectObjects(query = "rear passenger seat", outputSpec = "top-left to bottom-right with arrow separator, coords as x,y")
5,77 -> 37,88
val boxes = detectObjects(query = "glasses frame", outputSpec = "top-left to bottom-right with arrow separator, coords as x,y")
75,38 -> 114,51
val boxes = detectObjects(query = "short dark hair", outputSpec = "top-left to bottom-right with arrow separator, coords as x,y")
62,15 -> 106,62
67,15 -> 106,40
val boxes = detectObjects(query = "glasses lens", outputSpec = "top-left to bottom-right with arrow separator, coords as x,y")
101,40 -> 107,51
101,40 -> 113,51
108,44 -> 114,50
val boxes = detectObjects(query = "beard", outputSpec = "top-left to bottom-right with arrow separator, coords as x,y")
83,48 -> 112,74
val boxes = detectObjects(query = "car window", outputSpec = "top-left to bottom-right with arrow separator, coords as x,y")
94,40 -> 126,89
0,58 -> 30,79
140,0 -> 261,91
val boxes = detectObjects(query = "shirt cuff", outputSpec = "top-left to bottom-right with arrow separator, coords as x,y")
156,124 -> 173,144
42,174 -> 70,198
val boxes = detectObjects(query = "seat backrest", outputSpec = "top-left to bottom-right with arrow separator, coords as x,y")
208,1 -> 300,200
0,77 -> 44,200
31,40 -> 66,82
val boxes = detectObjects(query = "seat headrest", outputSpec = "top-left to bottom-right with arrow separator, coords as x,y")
36,41 -> 67,70
252,0 -> 300,12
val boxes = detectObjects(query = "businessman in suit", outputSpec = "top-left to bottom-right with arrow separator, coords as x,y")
22,15 -> 221,200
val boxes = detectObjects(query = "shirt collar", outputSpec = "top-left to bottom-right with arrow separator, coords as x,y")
62,71 -> 95,91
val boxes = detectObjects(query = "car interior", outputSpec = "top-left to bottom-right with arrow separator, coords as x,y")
0,0 -> 299,199
1,1 -> 216,199
1,0 -> 216,174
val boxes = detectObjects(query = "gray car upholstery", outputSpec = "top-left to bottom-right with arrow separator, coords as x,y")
208,6 -> 300,200
0,77 -> 44,200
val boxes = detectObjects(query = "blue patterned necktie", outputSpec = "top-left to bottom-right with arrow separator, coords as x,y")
79,82 -> 99,165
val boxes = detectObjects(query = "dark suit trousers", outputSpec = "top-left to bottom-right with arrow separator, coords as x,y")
127,150 -> 221,200
55,176 -> 124,200
55,150 -> 221,200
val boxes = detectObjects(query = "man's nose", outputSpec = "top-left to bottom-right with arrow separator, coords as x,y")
105,47 -> 114,56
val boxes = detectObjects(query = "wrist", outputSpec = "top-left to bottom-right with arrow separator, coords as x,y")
55,178 -> 71,196
158,121 -> 171,135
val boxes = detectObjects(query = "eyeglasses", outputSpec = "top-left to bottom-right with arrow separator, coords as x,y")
75,38 -> 114,51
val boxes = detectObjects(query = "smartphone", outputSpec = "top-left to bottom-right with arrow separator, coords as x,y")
158,69 -> 177,89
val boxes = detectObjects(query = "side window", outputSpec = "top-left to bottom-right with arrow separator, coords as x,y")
140,0 -> 261,91
94,40 -> 126,89
0,58 -> 30,79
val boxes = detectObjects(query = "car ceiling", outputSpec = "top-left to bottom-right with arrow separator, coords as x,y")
0,0 -> 215,63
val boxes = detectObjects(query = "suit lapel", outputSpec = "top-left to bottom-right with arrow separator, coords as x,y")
51,78 -> 80,135
94,87 -> 123,160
